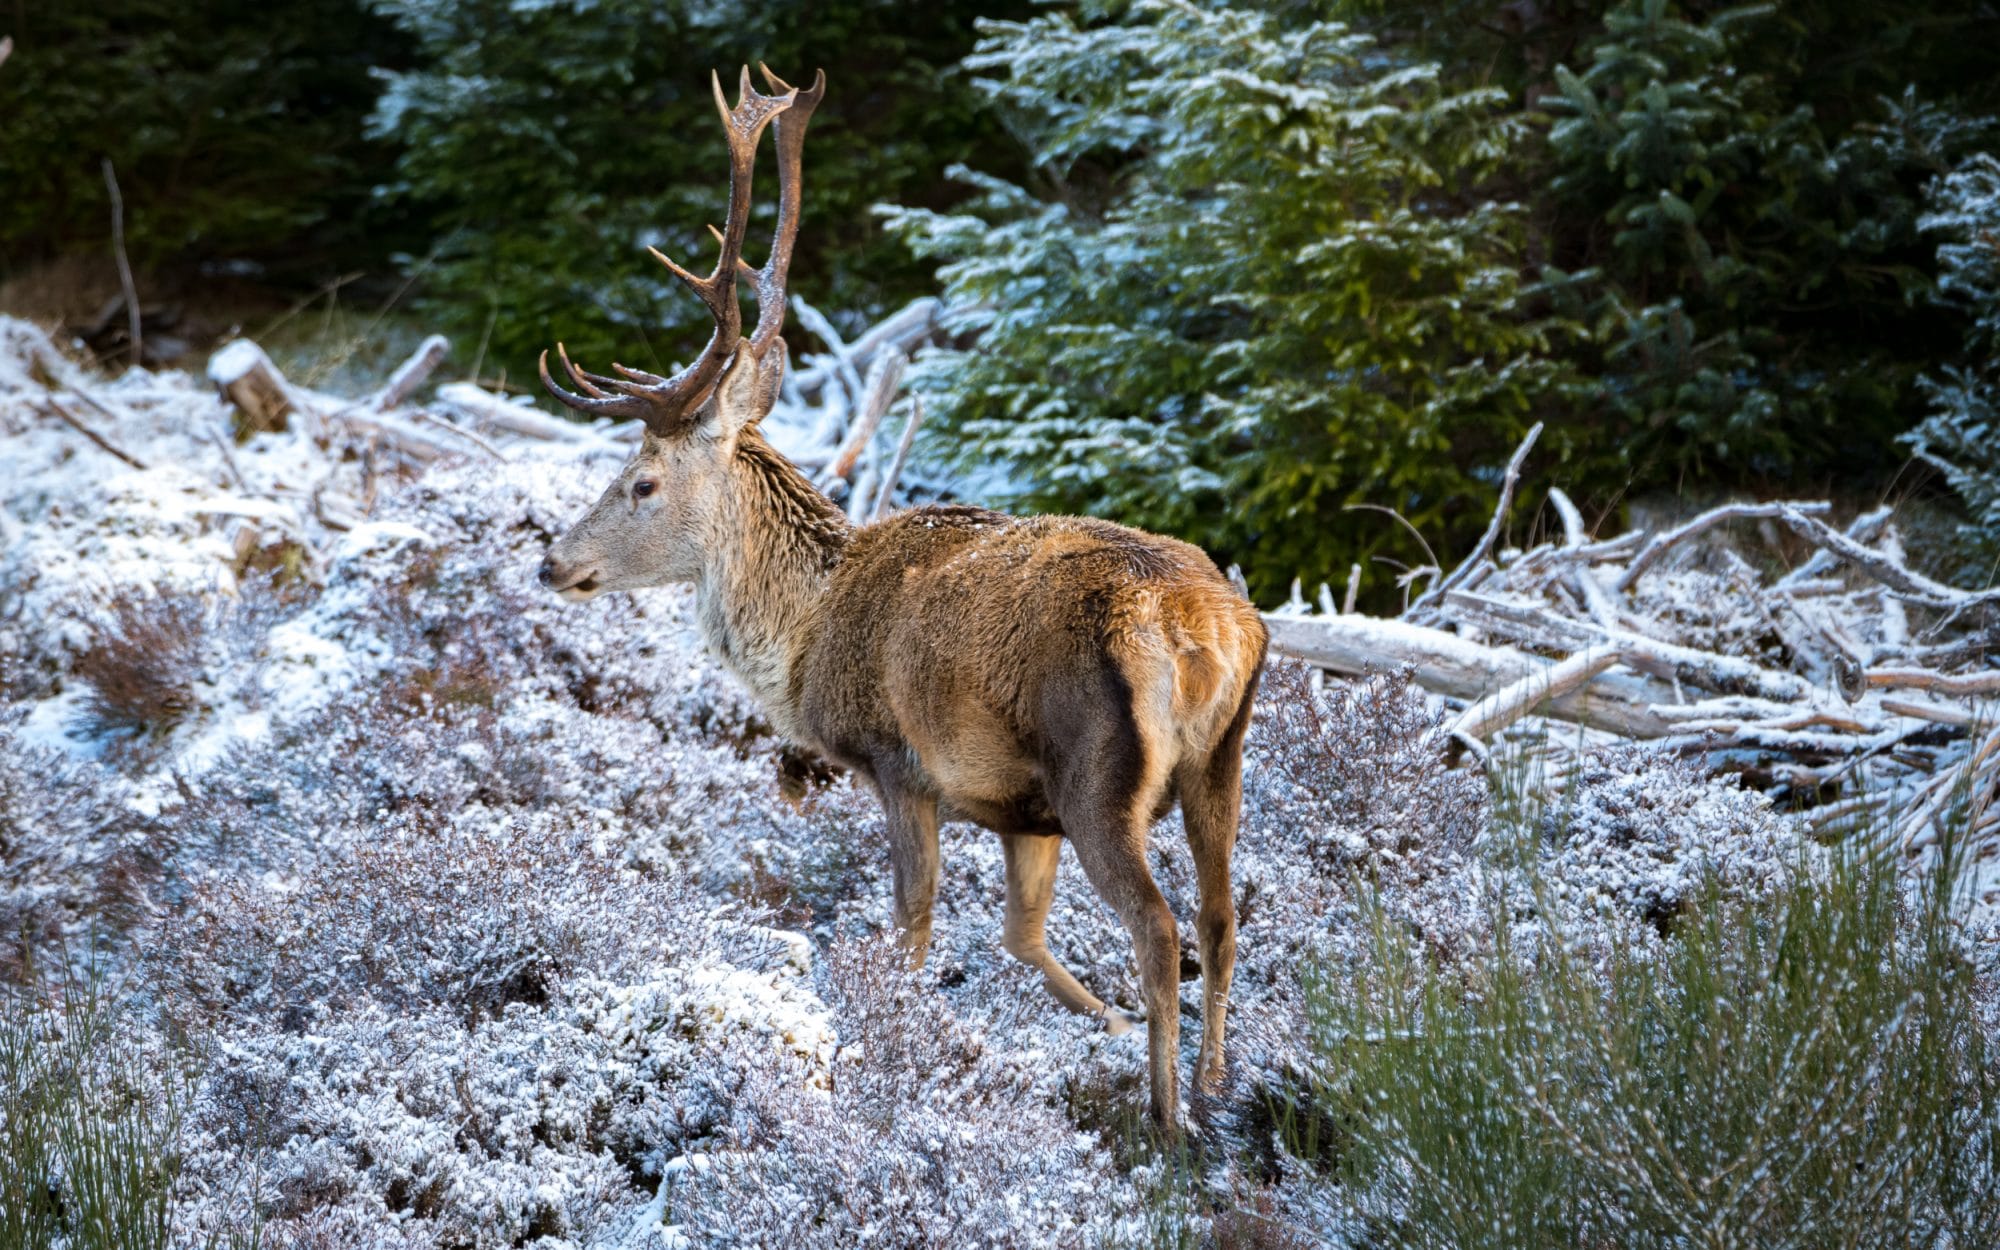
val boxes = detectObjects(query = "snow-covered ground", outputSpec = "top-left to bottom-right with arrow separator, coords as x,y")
1,319 -> 1985,1246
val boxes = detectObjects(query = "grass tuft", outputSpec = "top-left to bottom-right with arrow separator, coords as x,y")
1303,793 -> 2000,1248
0,948 -> 187,1250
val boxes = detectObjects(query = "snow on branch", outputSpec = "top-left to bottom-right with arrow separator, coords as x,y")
1268,440 -> 1999,860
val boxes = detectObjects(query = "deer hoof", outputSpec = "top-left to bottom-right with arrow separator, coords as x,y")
1101,1006 -> 1139,1037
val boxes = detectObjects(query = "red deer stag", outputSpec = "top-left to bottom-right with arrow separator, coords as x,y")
534,67 -> 1267,1128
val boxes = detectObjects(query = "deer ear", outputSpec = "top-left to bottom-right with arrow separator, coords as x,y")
746,338 -> 787,426
702,340 -> 789,441
701,341 -> 766,442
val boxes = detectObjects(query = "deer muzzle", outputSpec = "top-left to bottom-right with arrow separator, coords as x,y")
538,552 -> 601,601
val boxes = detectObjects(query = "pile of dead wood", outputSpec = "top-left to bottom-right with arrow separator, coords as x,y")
1262,425 -> 2000,856
11,297 -> 945,588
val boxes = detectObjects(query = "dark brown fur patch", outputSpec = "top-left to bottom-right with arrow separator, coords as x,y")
736,434 -> 850,566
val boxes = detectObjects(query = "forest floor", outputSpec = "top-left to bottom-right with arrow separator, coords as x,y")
2,318 -> 1996,1248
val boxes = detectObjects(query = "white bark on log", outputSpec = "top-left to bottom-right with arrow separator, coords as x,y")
1440,591 -> 1819,705
1263,612 -> 1679,738
373,335 -> 450,410
1451,645 -> 1625,747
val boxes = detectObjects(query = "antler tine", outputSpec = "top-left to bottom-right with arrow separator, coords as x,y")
538,67 -> 796,434
539,347 -> 656,420
745,65 -> 826,359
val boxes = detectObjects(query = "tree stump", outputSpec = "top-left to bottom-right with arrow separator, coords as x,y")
208,339 -> 293,439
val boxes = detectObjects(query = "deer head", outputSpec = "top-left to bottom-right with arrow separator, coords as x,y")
537,65 -> 824,600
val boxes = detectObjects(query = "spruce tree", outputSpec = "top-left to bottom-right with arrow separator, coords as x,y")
882,0 -> 1586,601
1906,153 -> 2000,574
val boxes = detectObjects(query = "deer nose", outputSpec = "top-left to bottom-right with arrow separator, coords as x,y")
537,554 -> 561,589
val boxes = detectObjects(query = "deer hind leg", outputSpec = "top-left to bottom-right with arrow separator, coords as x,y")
876,780 -> 940,967
1000,832 -> 1133,1032
1045,669 -> 1183,1129
1177,670 -> 1258,1093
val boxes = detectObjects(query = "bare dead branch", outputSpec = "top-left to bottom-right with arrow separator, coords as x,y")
101,158 -> 142,367
870,396 -> 928,523
1771,507 -> 2000,610
1451,644 -> 1624,749
1865,667 -> 2000,697
1410,422 -> 1541,617
411,410 -> 508,461
38,397 -> 147,469
373,335 -> 451,411
823,348 -> 905,486
1614,500 -> 1834,592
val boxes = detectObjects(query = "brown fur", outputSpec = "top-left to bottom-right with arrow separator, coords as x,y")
541,378 -> 1265,1128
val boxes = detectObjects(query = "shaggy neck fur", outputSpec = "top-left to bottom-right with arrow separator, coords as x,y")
694,429 -> 851,740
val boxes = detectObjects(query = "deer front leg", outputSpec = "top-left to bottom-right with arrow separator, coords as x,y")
877,781 -> 941,967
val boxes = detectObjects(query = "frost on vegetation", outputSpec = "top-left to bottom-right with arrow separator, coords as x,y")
666,935 -> 1147,1250
2,321 -> 1975,1247
1537,748 -> 1799,946
0,720 -> 159,976
160,801 -> 834,1246
1905,151 -> 2000,571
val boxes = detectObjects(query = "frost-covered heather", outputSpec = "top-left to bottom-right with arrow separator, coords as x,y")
4,321 -> 1982,1248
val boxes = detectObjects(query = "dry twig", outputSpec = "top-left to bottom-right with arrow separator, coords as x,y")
38,397 -> 147,469
101,158 -> 142,367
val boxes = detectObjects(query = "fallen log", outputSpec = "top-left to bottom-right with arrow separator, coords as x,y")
1443,590 -> 1819,706
208,340 -> 294,437
1263,611 -> 1680,739
435,383 -> 628,450
372,335 -> 450,411
1450,644 -> 1624,751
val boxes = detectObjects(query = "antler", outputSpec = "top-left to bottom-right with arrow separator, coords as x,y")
539,67 -> 798,435
744,64 -> 825,359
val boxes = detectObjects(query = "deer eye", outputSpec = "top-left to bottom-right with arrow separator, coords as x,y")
632,480 -> 657,500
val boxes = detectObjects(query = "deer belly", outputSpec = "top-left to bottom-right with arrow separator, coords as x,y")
902,711 -> 1048,832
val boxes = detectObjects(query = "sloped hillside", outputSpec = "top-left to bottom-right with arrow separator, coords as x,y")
2,322 -> 1993,1248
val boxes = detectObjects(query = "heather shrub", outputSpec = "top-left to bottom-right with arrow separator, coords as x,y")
0,724 -> 161,976
1535,747 -> 1798,948
158,794 -> 833,1245
667,934 -> 1147,1249
1226,665 -> 1492,1059
159,808 -> 728,1030
70,590 -> 215,741
1247,663 -> 1488,876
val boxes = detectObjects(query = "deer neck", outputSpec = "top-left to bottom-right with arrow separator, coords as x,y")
694,432 -> 851,739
